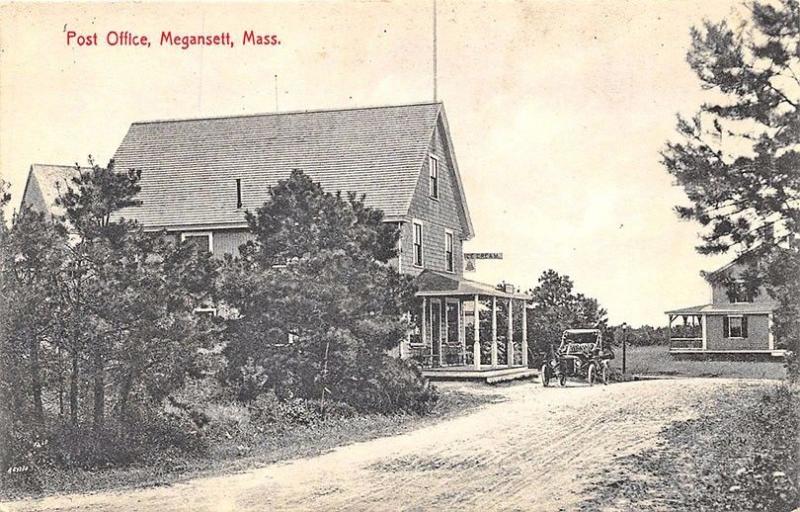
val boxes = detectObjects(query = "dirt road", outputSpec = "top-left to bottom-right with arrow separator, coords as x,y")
2,378 -> 766,512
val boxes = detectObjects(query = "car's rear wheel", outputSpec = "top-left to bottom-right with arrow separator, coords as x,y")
540,364 -> 550,387
558,373 -> 567,387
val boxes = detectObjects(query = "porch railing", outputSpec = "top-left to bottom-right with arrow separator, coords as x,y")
408,344 -> 466,367
669,337 -> 703,350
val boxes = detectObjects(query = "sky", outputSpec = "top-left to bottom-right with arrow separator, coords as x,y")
0,0 -> 746,326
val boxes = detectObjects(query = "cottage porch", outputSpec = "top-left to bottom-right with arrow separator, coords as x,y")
404,270 -> 535,383
665,304 -> 785,357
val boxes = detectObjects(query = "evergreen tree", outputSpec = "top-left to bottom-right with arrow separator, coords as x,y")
220,170 -> 431,414
661,0 -> 799,378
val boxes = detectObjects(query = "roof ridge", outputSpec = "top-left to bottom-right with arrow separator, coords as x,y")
131,101 -> 444,126
30,163 -> 84,169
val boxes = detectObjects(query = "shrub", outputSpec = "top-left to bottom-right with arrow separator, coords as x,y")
337,357 -> 438,415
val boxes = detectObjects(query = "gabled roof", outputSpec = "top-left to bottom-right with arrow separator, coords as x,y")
665,303 -> 776,315
20,164 -> 83,216
112,102 -> 474,235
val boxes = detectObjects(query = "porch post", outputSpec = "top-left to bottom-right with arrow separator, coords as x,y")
491,296 -> 498,367
473,294 -> 481,370
459,299 -> 466,364
507,298 -> 514,366
667,314 -> 673,348
521,301 -> 528,368
421,298 -> 427,347
701,314 -> 707,350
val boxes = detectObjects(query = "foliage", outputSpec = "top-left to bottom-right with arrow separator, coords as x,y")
662,0 -> 800,379
525,269 -> 608,361
762,248 -> 800,381
662,0 -> 799,254
220,170 -> 433,415
0,159 -> 220,485
609,324 -> 670,346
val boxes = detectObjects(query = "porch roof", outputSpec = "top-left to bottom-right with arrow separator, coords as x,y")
665,303 -> 775,315
414,270 -> 532,300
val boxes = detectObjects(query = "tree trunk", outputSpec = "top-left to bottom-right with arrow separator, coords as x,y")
70,346 -> 79,425
30,333 -> 43,423
319,340 -> 330,420
118,370 -> 133,418
92,339 -> 104,429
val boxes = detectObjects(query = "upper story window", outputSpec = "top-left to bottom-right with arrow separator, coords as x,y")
182,232 -> 213,253
413,220 -> 424,267
445,230 -> 454,273
428,155 -> 439,199
727,280 -> 754,303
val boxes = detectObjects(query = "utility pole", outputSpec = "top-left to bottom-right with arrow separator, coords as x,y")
274,74 -> 279,112
433,0 -> 437,101
622,323 -> 628,374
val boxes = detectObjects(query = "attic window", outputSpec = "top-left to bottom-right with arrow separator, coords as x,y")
429,155 -> 439,199
728,280 -> 754,303
236,178 -> 242,209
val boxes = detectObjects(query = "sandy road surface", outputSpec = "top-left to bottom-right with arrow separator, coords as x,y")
2,378 -> 765,512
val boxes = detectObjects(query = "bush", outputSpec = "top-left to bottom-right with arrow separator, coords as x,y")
339,357 -> 438,415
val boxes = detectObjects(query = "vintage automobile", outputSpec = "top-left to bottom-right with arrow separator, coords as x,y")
540,328 -> 614,387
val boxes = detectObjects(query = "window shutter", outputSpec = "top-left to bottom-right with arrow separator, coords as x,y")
723,316 -> 729,338
742,316 -> 748,338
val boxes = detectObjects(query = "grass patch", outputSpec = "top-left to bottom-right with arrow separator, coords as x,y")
580,382 -> 799,511
611,345 -> 786,379
0,387 -> 500,501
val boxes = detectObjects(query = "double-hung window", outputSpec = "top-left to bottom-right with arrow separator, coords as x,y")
413,221 -> 424,267
445,230 -> 454,273
429,155 -> 439,199
724,315 -> 748,338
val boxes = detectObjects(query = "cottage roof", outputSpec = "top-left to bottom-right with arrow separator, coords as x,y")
20,164 -> 84,216
664,303 -> 776,315
112,102 -> 473,235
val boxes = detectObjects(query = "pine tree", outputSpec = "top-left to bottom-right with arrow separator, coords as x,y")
661,0 -> 799,378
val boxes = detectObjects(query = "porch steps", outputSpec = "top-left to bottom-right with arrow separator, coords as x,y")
421,366 -> 537,384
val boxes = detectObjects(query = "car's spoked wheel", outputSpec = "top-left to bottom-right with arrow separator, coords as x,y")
558,373 -> 567,387
587,363 -> 596,386
540,364 -> 550,387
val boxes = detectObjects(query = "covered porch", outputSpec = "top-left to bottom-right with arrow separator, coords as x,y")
404,271 -> 535,382
666,307 -> 706,353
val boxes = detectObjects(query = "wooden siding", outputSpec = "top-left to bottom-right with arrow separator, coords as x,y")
212,229 -> 255,257
706,314 -> 770,350
400,120 -> 465,277
168,229 -> 254,258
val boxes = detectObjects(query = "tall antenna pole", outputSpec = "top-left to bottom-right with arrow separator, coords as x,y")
433,0 -> 438,101
274,74 -> 279,112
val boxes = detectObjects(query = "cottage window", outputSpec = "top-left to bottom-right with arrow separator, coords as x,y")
728,281 -> 753,303
445,230 -> 454,273
181,232 -> 213,253
413,221 -> 424,267
724,315 -> 748,338
429,155 -> 439,199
